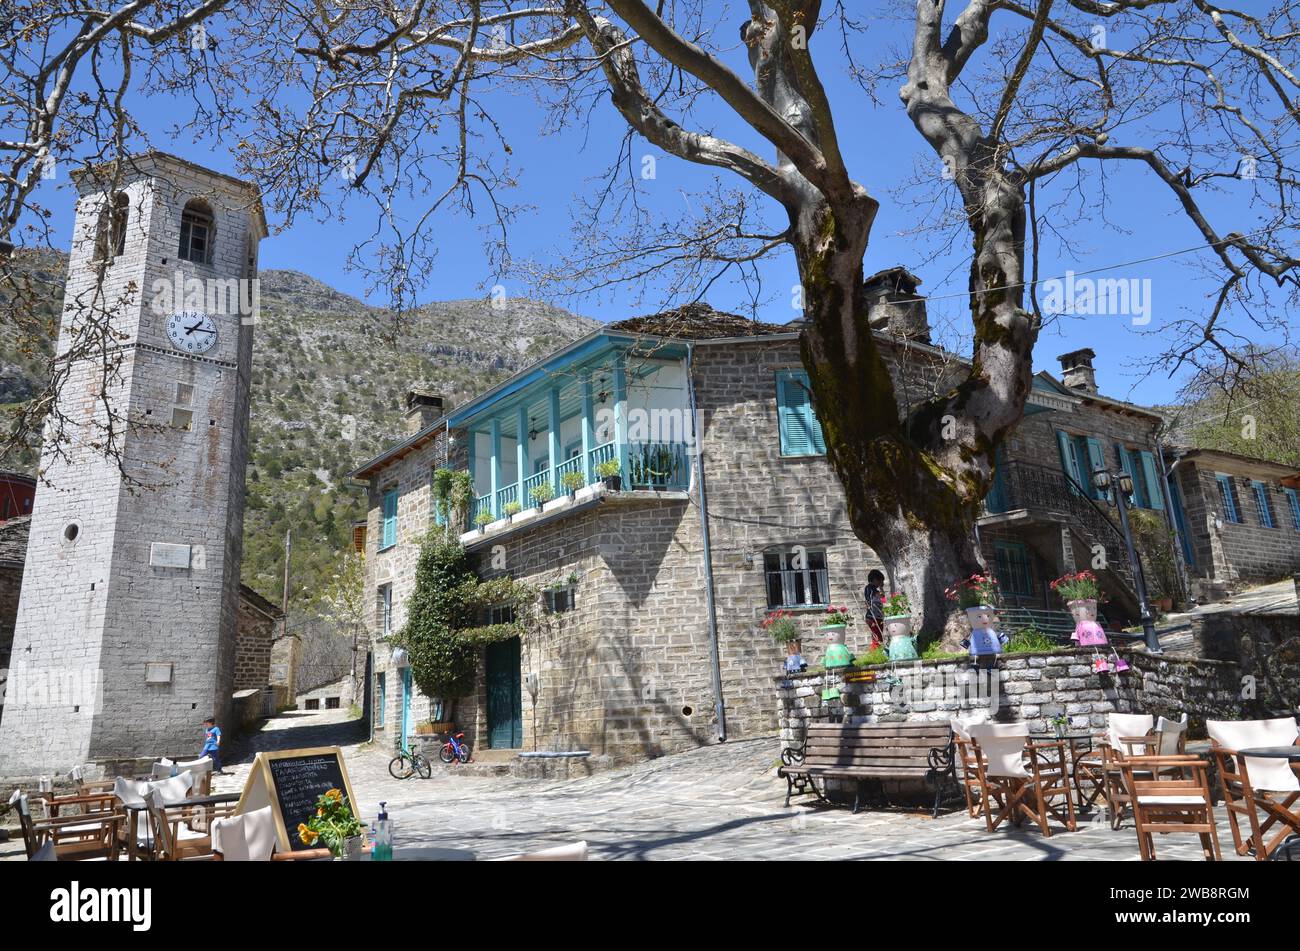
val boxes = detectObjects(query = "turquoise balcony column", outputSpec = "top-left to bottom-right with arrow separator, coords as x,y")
466,428 -> 476,498
516,404 -> 529,498
613,355 -> 629,484
490,416 -> 501,515
548,384 -> 561,493
581,374 -> 595,484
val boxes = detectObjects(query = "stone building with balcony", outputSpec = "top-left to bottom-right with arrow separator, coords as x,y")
350,305 -> 1286,766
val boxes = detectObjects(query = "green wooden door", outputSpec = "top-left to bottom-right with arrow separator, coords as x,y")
486,637 -> 523,749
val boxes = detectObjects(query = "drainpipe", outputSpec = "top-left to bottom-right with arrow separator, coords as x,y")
1155,440 -> 1193,606
686,343 -> 727,743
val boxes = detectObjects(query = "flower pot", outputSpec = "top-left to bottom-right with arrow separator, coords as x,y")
1157,597 -> 1173,612
336,835 -> 364,862
964,605 -> 998,629
883,615 -> 912,638
603,475 -> 622,492
883,614 -> 917,661
820,624 -> 852,669
1067,599 -> 1098,623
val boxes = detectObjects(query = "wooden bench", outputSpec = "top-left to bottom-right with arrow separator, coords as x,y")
779,721 -> 957,816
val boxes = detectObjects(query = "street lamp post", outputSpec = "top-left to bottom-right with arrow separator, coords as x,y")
1090,468 -> 1163,655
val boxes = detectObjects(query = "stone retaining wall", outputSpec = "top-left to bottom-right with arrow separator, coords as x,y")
776,644 -> 1294,752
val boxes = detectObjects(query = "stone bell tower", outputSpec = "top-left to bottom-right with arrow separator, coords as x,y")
0,152 -> 265,777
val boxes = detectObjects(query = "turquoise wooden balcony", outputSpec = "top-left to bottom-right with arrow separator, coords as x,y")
448,331 -> 696,529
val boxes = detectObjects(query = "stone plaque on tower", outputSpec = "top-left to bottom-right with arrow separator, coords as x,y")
0,152 -> 266,777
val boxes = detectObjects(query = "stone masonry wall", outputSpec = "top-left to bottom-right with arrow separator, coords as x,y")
233,598 -> 275,690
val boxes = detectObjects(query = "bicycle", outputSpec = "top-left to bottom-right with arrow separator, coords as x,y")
440,731 -> 472,765
388,739 -> 433,779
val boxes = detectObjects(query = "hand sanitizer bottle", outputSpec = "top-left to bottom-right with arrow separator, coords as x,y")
373,801 -> 393,861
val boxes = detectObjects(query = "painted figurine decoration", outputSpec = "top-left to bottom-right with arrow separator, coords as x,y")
881,591 -> 918,661
820,605 -> 854,700
946,574 -> 1005,669
1051,571 -> 1128,673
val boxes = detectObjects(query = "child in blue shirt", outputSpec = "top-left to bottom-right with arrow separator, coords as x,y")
201,717 -> 223,774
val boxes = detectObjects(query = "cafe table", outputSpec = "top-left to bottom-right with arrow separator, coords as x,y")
1030,732 -> 1096,810
121,792 -> 241,861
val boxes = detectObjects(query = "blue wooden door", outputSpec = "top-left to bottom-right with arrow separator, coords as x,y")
486,638 -> 523,749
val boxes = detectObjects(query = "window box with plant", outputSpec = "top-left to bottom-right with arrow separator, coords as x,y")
502,500 -> 522,522
529,482 -> 554,509
595,458 -> 621,491
474,510 -> 493,532
561,470 -> 585,498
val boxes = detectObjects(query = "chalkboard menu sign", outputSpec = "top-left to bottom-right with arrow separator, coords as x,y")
236,746 -> 361,852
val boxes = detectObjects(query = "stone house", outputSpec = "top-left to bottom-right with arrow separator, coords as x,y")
350,283 -> 1198,766
1163,447 -> 1300,597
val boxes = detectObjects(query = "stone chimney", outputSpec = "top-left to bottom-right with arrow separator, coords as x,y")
864,267 -> 930,343
1057,348 -> 1098,394
405,390 -> 447,434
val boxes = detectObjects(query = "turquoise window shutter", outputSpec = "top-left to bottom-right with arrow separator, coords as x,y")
1084,438 -> 1107,499
1251,481 -> 1274,528
777,370 -> 825,456
1055,431 -> 1083,495
1215,474 -> 1239,523
1114,444 -> 1144,507
382,488 -> 398,548
1285,488 -> 1300,530
1139,451 -> 1164,510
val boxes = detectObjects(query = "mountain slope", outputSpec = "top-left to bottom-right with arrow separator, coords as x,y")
0,251 -> 600,607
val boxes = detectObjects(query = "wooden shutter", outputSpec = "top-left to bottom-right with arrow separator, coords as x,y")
1056,431 -> 1083,495
1284,488 -> 1300,530
1139,451 -> 1164,510
382,489 -> 398,548
1085,438 -> 1108,500
777,370 -> 826,456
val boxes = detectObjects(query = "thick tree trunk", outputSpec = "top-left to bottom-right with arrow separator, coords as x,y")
789,196 -> 986,643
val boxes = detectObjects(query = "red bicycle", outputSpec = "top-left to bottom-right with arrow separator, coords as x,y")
439,731 -> 472,764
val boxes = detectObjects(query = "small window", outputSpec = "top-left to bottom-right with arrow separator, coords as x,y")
775,370 -> 826,457
1215,473 -> 1241,524
380,488 -> 398,550
378,583 -> 393,637
175,382 -> 194,405
487,604 -> 516,626
304,698 -> 320,711
1251,481 -> 1275,528
763,549 -> 828,609
544,586 -> 576,614
93,192 -> 129,262
178,199 -> 215,264
1285,488 -> 1300,531
170,408 -> 193,431
325,697 -> 341,710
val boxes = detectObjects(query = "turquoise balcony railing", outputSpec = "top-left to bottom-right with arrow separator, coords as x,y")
465,439 -> 691,529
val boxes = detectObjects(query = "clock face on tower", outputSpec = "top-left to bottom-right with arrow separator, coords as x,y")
166,311 -> 218,354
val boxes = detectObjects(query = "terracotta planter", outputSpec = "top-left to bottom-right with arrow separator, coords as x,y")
1067,599 -> 1098,623
1157,597 -> 1173,612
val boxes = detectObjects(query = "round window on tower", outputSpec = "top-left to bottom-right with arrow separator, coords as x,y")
62,522 -> 81,544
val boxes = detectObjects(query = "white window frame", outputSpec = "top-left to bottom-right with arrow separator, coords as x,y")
763,549 -> 829,609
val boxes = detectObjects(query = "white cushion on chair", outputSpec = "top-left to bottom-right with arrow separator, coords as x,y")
970,723 -> 1030,778
1107,713 -> 1154,753
491,841 -> 589,861
1208,718 -> 1300,793
212,807 -> 276,861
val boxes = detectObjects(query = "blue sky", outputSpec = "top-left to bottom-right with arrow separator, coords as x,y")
29,9 -> 1293,406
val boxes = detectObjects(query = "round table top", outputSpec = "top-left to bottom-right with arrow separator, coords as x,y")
364,845 -> 476,862
1238,746 -> 1300,760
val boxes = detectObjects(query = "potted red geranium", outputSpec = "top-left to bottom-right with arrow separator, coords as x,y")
1050,570 -> 1104,623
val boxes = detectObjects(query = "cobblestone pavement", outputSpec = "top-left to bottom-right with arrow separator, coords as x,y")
0,709 -> 1255,862
211,709 -> 1251,862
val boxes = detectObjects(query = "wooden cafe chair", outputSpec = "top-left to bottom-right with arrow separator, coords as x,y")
1120,755 -> 1221,861
1208,717 -> 1300,861
970,723 -> 1077,837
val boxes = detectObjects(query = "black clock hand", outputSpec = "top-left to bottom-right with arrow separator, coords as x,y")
184,322 -> 214,336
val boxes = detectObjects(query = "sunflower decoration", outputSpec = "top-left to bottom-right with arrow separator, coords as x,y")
300,789 -> 364,856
